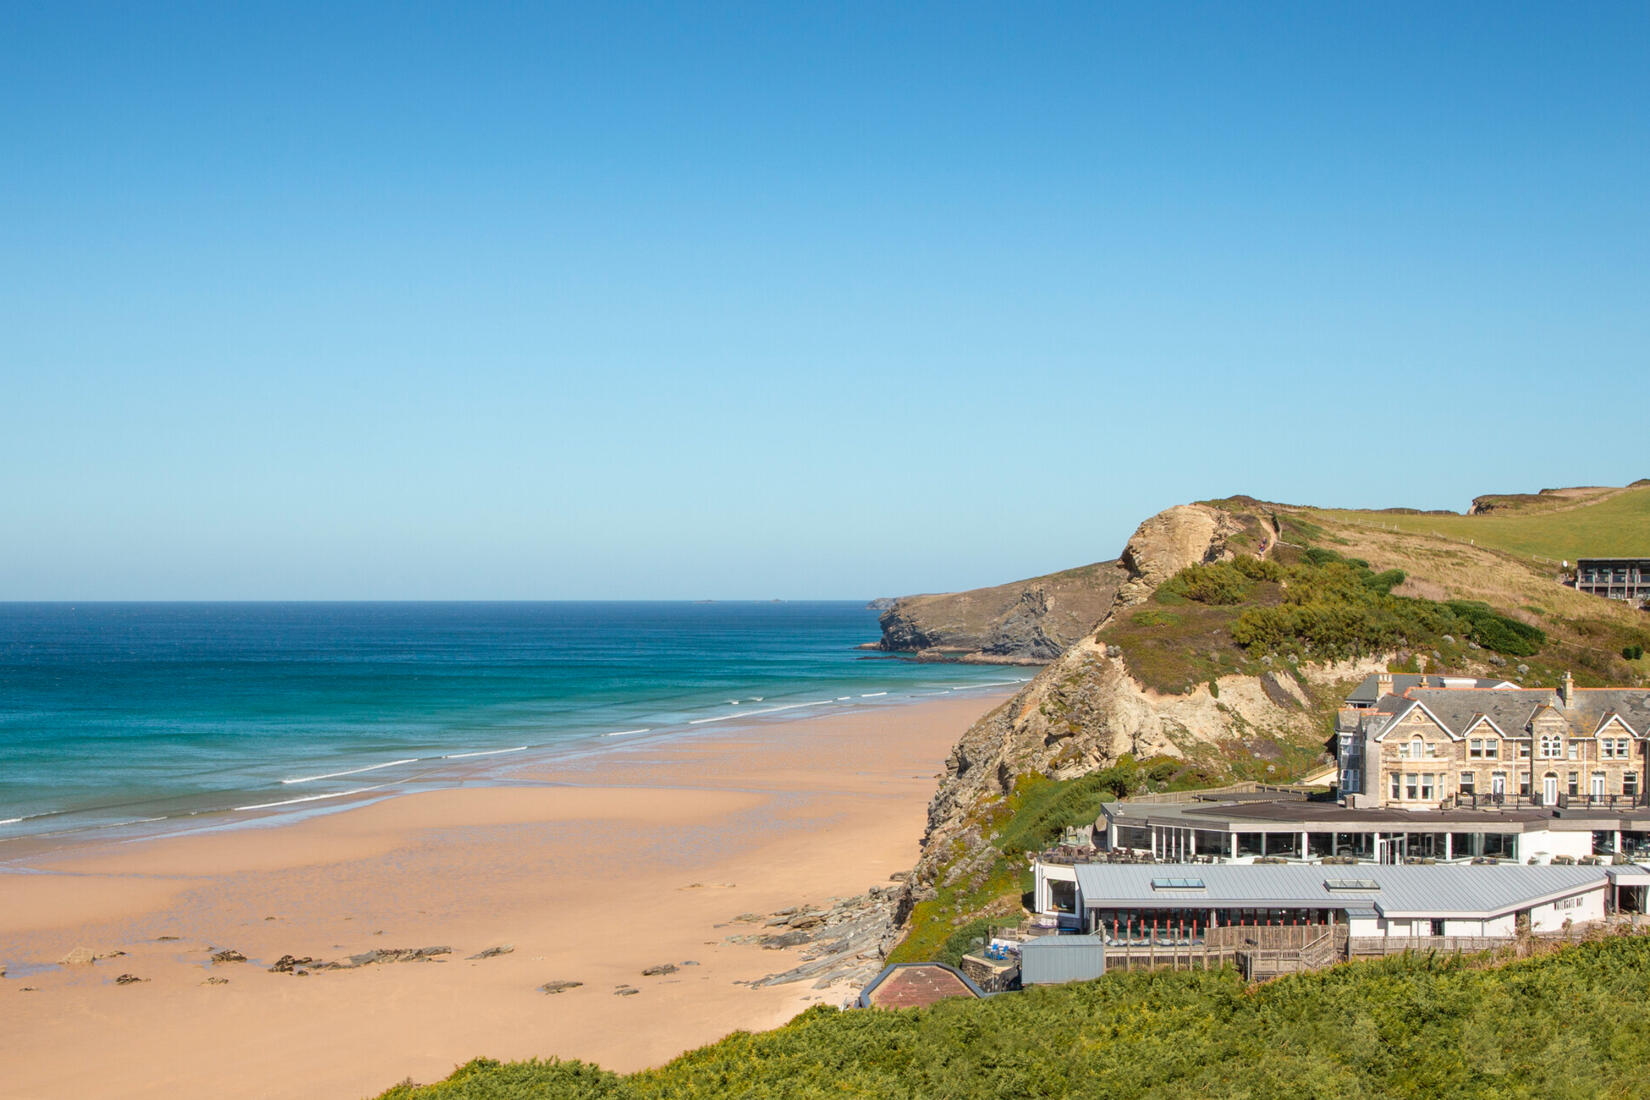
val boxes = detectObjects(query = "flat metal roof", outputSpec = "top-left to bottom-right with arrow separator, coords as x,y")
1103,797 -> 1650,833
1020,934 -> 1106,949
1607,865 -> 1650,887
1074,863 -> 1608,920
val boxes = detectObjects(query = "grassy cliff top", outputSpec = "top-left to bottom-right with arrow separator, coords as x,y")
1307,482 -> 1650,562
1126,486 -> 1650,696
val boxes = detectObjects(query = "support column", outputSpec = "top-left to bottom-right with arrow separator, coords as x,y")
1230,833 -> 1238,860
1301,830 -> 1310,860
1445,833 -> 1452,861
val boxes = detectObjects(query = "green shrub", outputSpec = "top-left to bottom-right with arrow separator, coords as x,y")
1624,644 -> 1645,661
1160,561 -> 1251,605
380,938 -> 1650,1099
1446,600 -> 1547,656
933,916 -> 1016,968
1160,557 -> 1284,606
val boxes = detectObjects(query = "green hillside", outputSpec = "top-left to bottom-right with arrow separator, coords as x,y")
1312,483 -> 1650,563
380,936 -> 1650,1099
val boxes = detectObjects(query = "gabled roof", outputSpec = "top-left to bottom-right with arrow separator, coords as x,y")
1461,713 -> 1512,739
1401,688 -> 1650,742
1368,697 -> 1463,742
1596,711 -> 1641,737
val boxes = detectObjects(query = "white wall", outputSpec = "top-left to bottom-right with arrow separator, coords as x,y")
1528,887 -> 1606,933
1517,830 -> 1594,862
1033,862 -> 1077,915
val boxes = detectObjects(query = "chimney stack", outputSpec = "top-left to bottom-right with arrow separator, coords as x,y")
1559,670 -> 1575,707
1376,672 -> 1394,699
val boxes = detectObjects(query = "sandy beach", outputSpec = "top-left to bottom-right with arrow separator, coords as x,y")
0,691 -> 1006,1100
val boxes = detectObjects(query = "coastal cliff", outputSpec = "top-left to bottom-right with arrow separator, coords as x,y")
872,503 -> 1258,663
884,484 -> 1650,959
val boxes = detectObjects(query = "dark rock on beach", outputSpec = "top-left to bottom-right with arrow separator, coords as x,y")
539,980 -> 583,995
732,884 -> 908,997
210,949 -> 248,964
326,946 -> 452,969
467,945 -> 514,960
641,963 -> 678,976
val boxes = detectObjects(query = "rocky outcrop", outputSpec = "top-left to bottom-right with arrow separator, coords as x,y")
1114,505 -> 1249,608
728,885 -> 906,1000
873,503 -> 1257,662
874,562 -> 1126,663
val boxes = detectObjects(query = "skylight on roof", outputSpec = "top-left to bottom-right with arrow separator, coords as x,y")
1150,877 -> 1205,890
1324,878 -> 1380,891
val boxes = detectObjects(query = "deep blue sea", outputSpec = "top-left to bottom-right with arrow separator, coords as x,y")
0,602 -> 1025,846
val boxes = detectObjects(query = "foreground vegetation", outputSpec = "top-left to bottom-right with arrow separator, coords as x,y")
886,760 -> 1206,966
382,934 -> 1650,1098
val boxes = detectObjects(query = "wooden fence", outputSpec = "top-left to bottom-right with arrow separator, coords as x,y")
1348,935 -> 1510,958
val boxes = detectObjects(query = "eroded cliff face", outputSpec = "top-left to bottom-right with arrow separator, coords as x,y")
894,502 -> 1322,903
874,503 -> 1252,663
907,645 -> 1382,905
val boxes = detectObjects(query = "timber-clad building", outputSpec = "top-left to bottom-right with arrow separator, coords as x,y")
1575,558 -> 1650,606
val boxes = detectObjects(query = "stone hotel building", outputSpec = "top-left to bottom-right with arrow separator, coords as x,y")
1339,672 -> 1650,811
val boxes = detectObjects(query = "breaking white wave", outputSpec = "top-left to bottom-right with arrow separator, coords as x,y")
236,786 -> 385,812
688,699 -> 837,725
281,758 -> 420,785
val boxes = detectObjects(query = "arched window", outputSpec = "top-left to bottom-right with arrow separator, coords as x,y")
1540,733 -> 1563,759
1409,736 -> 1426,760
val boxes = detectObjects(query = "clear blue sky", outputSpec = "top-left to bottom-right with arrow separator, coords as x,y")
3,3 -> 1646,599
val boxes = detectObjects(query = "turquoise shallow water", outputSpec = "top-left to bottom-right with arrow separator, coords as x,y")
0,602 -> 1025,844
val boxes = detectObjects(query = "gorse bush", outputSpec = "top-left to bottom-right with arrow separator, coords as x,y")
1188,547 -> 1546,661
1445,600 -> 1546,657
1159,556 -> 1283,605
380,937 -> 1650,1099
994,758 -> 1178,858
